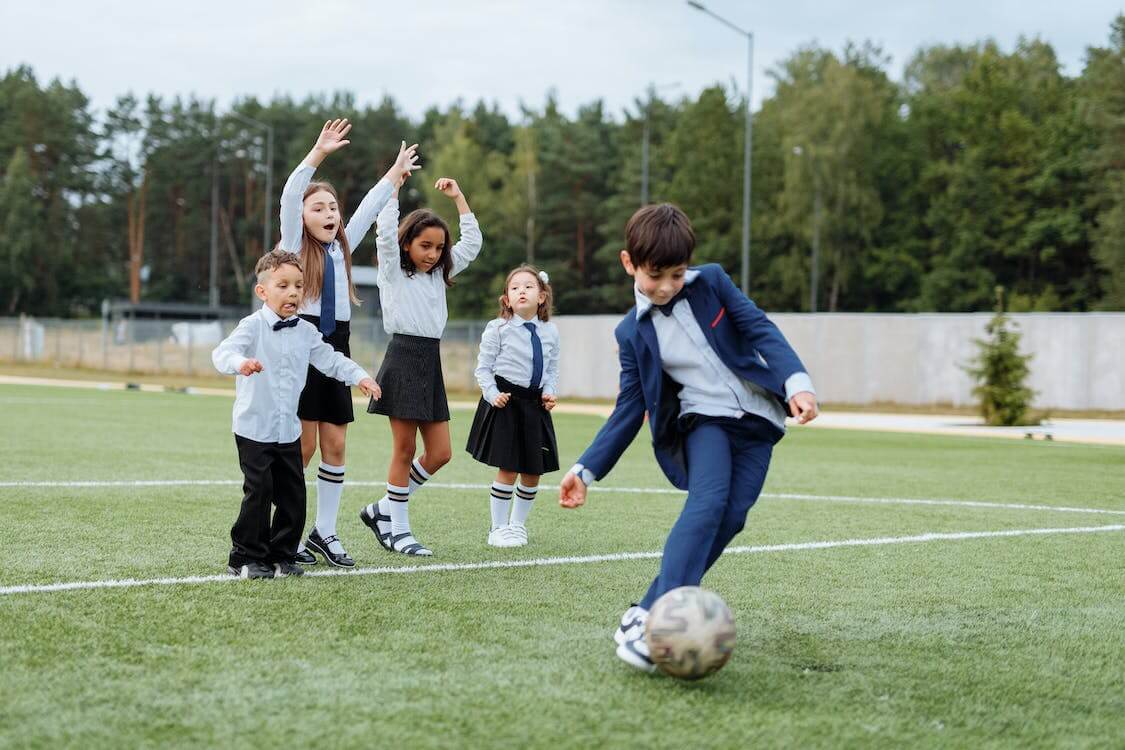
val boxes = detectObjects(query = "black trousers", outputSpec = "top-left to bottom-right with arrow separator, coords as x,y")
229,435 -> 306,567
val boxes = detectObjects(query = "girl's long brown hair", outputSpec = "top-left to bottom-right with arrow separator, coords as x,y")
498,264 -> 552,322
300,181 -> 361,306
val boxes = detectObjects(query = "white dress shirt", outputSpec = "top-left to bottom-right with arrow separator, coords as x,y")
474,314 -> 561,402
376,198 -> 483,338
279,163 -> 393,321
212,306 -> 371,443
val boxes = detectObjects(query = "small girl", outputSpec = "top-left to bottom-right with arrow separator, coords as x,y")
465,265 -> 560,547
359,176 -> 483,556
279,118 -> 419,568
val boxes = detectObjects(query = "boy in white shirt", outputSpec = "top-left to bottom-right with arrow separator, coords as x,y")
212,250 -> 380,579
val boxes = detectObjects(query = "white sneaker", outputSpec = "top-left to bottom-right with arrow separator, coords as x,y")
616,634 -> 656,673
505,523 -> 529,547
614,604 -> 648,645
488,526 -> 515,547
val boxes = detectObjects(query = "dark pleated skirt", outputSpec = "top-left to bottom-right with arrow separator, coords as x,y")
297,317 -> 354,425
367,333 -> 450,422
466,375 -> 559,475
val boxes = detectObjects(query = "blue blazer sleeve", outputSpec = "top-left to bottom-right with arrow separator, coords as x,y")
713,267 -> 806,383
576,326 -> 646,481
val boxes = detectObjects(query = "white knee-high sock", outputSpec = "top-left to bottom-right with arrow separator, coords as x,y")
315,463 -> 345,554
511,483 -> 538,526
408,458 -> 431,496
490,481 -> 515,530
381,483 -> 411,535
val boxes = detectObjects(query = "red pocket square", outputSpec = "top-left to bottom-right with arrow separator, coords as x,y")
710,307 -> 726,328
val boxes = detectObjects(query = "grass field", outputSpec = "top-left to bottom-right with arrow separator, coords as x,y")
2,383 -> 1123,748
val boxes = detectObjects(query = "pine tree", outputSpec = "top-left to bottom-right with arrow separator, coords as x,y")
966,286 -> 1037,425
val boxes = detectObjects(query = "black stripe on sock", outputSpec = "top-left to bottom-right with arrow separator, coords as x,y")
318,466 -> 345,477
318,474 -> 344,484
516,489 -> 538,500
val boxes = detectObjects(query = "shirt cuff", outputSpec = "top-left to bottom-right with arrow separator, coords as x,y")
482,384 -> 501,404
784,372 -> 816,401
569,463 -> 595,487
295,162 -> 317,173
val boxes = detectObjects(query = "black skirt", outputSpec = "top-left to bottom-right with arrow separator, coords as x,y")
367,334 -> 450,422
466,375 -> 559,475
297,316 -> 354,425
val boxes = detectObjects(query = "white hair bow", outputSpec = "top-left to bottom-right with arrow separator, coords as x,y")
538,270 -> 550,285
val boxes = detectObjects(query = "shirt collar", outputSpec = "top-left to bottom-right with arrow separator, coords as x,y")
259,305 -> 297,326
634,268 -> 700,319
510,312 -> 539,327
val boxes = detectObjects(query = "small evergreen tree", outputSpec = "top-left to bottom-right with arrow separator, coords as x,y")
966,286 -> 1037,425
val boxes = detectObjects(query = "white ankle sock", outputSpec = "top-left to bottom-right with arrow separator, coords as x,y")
315,463 -> 345,553
489,481 -> 515,530
408,458 -> 431,496
511,483 -> 538,526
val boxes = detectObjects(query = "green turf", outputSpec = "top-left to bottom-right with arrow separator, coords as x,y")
1,384 -> 1123,748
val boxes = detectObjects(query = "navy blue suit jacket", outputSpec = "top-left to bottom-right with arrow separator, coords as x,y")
576,264 -> 807,490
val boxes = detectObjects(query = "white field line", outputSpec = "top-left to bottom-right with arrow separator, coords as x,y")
2,479 -> 1123,517
1,524 -> 1121,597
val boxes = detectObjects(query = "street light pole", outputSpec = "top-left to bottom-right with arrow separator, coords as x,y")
687,1 -> 753,295
793,145 -> 821,312
228,110 -> 275,256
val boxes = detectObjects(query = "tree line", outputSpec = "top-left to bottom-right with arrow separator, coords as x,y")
2,15 -> 1123,318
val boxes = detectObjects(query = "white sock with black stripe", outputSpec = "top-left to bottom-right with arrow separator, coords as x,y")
315,463 -> 346,555
511,483 -> 538,526
408,459 -> 431,497
489,481 -> 515,530
382,483 -> 412,536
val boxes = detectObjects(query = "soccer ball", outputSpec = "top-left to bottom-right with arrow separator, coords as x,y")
645,586 -> 736,680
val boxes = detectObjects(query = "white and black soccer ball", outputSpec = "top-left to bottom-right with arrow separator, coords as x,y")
645,586 -> 736,680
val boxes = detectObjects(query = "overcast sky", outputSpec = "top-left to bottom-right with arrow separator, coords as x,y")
4,1 -> 1121,120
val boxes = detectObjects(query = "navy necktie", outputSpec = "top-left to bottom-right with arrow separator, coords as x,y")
320,244 -> 336,337
273,317 -> 299,331
522,322 -> 543,388
653,287 -> 689,317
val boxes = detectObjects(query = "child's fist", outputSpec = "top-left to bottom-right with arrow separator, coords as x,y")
359,378 -> 381,400
238,358 -> 264,376
541,394 -> 557,411
434,177 -> 462,199
559,473 -> 587,509
493,392 -> 511,408
788,391 -> 819,424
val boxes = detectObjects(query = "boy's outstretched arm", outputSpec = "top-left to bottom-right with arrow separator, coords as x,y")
560,333 -> 646,508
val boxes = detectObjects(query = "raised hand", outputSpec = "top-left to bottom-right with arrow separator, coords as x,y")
359,378 -> 381,400
434,177 -> 462,199
238,358 -> 264,376
391,141 -> 421,182
788,391 -> 819,424
313,118 -> 352,156
559,473 -> 587,509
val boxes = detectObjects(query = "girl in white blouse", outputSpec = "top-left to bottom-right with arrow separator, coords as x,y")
465,266 -> 560,548
279,118 -> 419,568
359,177 -> 483,557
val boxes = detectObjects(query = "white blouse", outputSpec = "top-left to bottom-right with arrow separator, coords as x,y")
474,315 -> 560,403
279,163 -> 393,321
375,198 -> 482,338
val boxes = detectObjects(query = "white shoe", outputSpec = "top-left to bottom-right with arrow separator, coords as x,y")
505,523 -> 528,547
488,525 -> 516,547
614,604 -> 648,645
616,634 -> 656,673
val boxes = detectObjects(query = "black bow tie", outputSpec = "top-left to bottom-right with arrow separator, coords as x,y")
273,318 -> 299,331
653,288 -> 689,316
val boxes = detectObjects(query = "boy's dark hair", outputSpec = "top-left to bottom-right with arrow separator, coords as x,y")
256,249 -> 303,281
398,208 -> 454,287
624,203 -> 695,270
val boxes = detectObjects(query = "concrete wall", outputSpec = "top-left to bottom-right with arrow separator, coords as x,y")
552,313 -> 1125,410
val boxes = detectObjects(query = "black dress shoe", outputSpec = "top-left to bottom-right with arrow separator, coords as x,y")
272,560 -> 305,577
307,528 -> 356,568
227,561 -> 275,579
294,548 -> 317,565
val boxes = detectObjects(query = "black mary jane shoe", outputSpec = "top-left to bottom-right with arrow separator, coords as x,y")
306,528 -> 356,568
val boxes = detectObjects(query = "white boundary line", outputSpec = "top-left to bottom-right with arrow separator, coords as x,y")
2,479 -> 1123,517
1,524 -> 1121,597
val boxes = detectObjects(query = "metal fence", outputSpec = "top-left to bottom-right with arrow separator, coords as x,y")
0,316 -> 490,393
